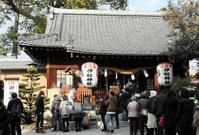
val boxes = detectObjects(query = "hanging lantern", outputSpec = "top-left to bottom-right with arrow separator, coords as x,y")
189,59 -> 199,76
115,72 -> 118,79
143,70 -> 149,78
131,74 -> 135,80
81,62 -> 98,87
104,69 -> 108,77
157,63 -> 173,86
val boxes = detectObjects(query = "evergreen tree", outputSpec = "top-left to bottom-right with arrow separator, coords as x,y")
164,0 -> 199,62
19,67 -> 49,119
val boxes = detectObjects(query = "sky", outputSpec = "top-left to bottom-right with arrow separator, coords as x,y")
128,0 -> 168,11
0,0 -> 169,60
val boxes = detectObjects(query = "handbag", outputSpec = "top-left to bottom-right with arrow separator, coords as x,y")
158,116 -> 164,127
141,109 -> 148,116
95,106 -> 101,115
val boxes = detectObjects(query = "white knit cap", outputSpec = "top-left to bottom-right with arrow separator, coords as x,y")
149,90 -> 157,98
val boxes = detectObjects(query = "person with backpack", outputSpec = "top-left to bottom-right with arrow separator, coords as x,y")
7,92 -> 24,135
51,95 -> 61,131
59,95 -> 72,132
35,91 -> 45,133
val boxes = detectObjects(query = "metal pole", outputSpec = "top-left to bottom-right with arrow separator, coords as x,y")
106,76 -> 108,93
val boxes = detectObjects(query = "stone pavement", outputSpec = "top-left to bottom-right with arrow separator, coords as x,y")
22,127 -> 130,135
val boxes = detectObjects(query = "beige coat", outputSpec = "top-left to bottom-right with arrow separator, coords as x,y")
127,101 -> 138,118
193,109 -> 199,135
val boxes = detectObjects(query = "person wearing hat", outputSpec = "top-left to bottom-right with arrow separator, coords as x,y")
127,96 -> 138,135
35,91 -> 46,133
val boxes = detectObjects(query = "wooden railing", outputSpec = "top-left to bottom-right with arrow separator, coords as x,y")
76,88 -> 92,103
75,88 -> 107,104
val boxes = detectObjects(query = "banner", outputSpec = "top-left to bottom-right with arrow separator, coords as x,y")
157,63 -> 173,86
81,62 -> 98,87
4,78 -> 19,106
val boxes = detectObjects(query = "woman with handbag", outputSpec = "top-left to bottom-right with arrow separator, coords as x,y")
99,94 -> 109,132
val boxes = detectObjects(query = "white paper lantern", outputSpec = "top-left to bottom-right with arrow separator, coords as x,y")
131,74 -> 135,80
189,59 -> 199,76
81,62 -> 98,87
115,72 -> 118,79
144,70 -> 149,78
157,63 -> 173,86
104,69 -> 107,77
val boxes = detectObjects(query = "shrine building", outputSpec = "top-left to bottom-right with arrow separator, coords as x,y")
18,8 -> 178,103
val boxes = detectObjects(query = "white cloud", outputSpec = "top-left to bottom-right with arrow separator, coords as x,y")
145,0 -> 160,6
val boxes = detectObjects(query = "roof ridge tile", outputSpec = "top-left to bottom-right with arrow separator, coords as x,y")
49,7 -> 164,17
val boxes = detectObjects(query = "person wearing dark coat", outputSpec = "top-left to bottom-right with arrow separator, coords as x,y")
35,91 -> 45,133
7,92 -> 24,135
175,88 -> 195,135
0,101 -> 10,135
152,88 -> 167,135
137,92 -> 148,135
99,94 -> 108,131
163,91 -> 178,135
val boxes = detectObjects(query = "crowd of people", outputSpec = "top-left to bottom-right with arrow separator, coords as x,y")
47,93 -> 86,133
0,89 -> 86,135
98,81 -> 199,135
1,82 -> 199,135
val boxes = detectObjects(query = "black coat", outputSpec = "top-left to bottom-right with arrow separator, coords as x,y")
163,96 -> 178,129
175,99 -> 195,134
152,93 -> 167,117
7,98 -> 24,117
0,102 -> 10,135
99,101 -> 107,115
35,95 -> 45,113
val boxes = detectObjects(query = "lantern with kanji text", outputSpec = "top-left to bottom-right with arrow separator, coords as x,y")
81,62 -> 98,87
157,63 -> 173,86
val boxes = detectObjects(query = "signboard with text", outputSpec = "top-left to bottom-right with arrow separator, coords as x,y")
189,59 -> 199,76
4,78 -> 19,106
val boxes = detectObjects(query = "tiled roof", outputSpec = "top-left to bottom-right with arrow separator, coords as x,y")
19,8 -> 170,56
0,60 -> 32,70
